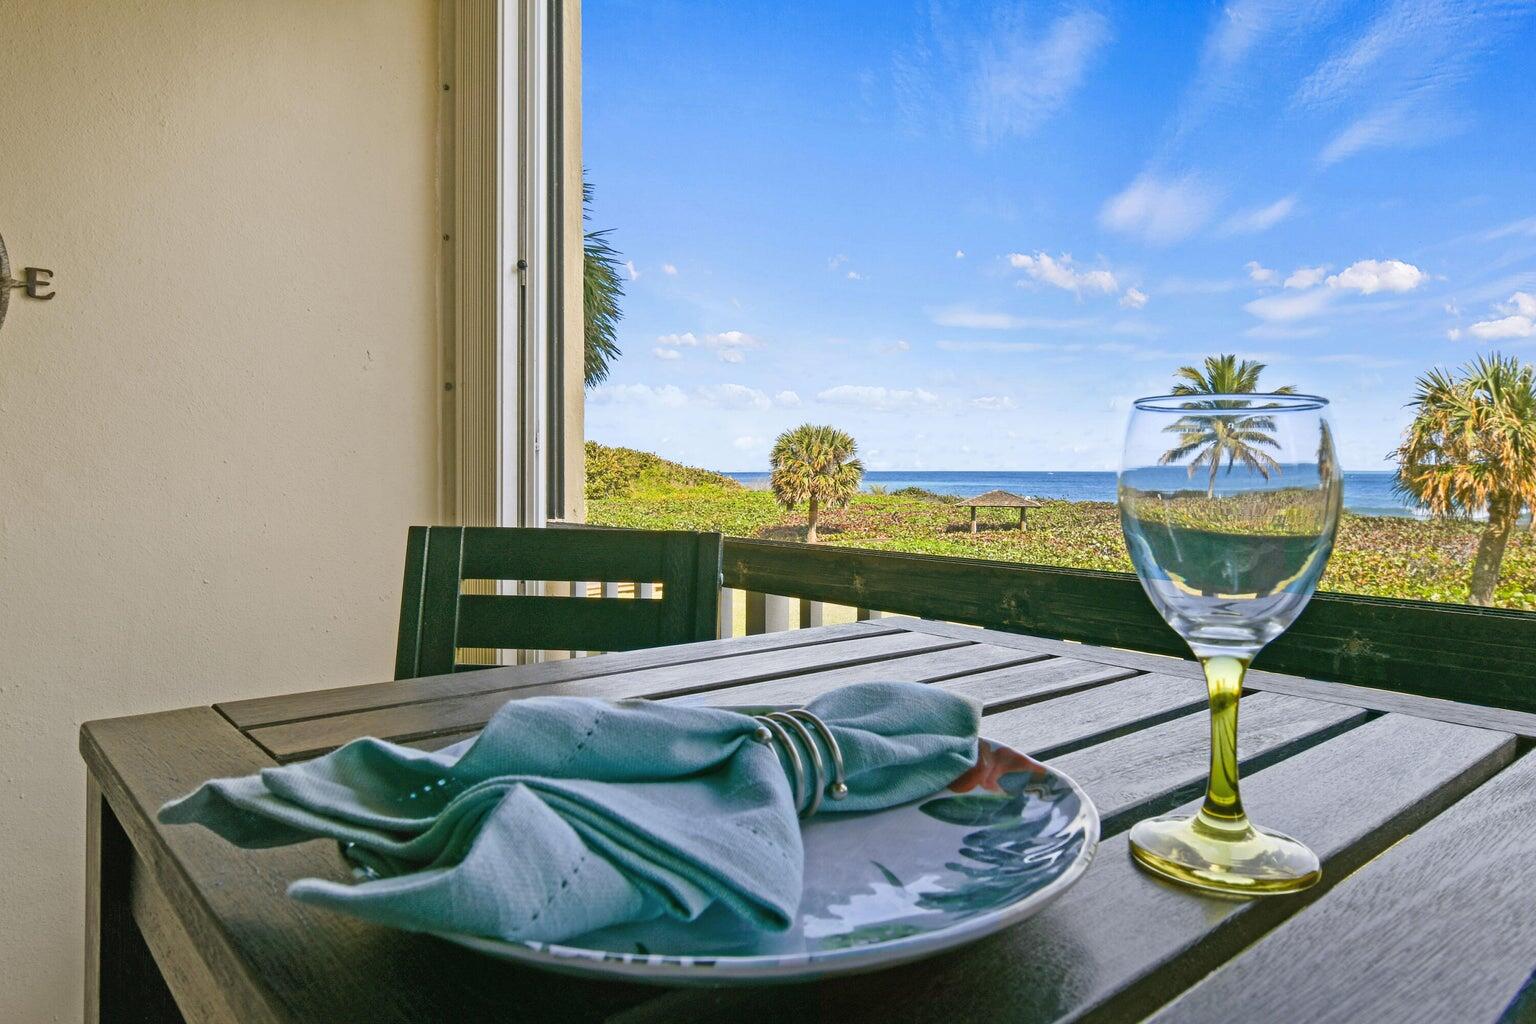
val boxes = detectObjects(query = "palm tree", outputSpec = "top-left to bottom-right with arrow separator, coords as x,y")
1392,353 -> 1536,606
1171,354 -> 1299,398
583,177 -> 624,387
1162,354 -> 1299,497
769,425 -> 864,543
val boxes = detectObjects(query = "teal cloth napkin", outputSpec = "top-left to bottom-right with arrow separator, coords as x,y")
159,681 -> 979,944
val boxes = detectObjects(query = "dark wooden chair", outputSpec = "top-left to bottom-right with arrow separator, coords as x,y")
393,525 -> 724,678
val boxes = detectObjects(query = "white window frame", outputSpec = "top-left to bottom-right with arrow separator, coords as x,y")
439,0 -> 576,532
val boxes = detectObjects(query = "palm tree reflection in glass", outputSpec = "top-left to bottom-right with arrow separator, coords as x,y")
1119,393 -> 1342,896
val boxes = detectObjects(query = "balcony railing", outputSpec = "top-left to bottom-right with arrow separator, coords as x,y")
554,526 -> 1536,715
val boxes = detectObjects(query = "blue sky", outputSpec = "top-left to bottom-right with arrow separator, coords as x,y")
583,0 -> 1536,472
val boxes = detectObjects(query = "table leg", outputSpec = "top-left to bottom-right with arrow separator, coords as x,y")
85,776 -> 183,1024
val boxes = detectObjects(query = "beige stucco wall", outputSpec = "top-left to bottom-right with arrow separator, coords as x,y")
0,1 -> 442,1018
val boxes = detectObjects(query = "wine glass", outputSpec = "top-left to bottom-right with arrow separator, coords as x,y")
1118,393 -> 1342,895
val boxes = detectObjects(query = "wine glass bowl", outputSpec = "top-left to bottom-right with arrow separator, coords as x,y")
1119,393 -> 1342,896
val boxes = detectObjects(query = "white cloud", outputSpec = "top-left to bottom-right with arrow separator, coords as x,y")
816,385 -> 939,411
876,339 -> 912,354
1469,315 -> 1536,341
1503,292 -> 1536,318
652,347 -> 681,361
1244,289 -> 1337,322
846,270 -> 865,281
655,330 -> 762,363
1326,259 -> 1425,294
1447,327 -> 1463,341
828,254 -> 848,270
625,260 -> 641,280
936,339 -> 1050,353
662,263 -> 678,276
1008,251 -> 1118,294
1246,261 -> 1277,284
775,390 -> 802,407
1119,287 -> 1149,310
589,383 -> 688,408
1285,265 -> 1328,290
698,383 -> 772,410
1246,257 -> 1429,323
970,395 -> 1016,410
656,332 -> 701,347
1098,174 -> 1218,244
954,249 -> 966,259
971,9 -> 1111,144
711,330 -> 758,348
1221,195 -> 1297,235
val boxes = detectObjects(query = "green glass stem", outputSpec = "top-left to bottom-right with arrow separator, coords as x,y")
1196,654 -> 1252,837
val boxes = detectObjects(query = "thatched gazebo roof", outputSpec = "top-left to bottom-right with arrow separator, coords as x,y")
956,489 -> 1042,508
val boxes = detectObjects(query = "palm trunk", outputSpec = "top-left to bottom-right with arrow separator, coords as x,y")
1469,496 -> 1516,607
1206,457 -> 1219,499
806,494 -> 820,544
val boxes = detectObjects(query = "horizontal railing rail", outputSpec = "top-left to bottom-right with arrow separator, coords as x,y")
553,524 -> 1536,714
720,536 -> 1536,714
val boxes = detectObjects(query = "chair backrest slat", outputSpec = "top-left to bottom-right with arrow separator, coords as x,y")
394,526 -> 723,679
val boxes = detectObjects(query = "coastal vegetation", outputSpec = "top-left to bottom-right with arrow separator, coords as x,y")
585,442 -> 1536,610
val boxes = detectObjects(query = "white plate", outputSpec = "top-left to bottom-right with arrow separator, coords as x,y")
435,735 -> 1099,984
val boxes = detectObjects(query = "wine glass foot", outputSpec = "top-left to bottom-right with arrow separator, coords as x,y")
1128,813 -> 1320,896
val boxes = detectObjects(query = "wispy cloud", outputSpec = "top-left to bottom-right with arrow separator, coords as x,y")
1285,265 -> 1329,290
936,339 -> 1050,353
589,383 -> 688,408
1317,101 -> 1456,167
817,385 -> 940,411
698,383 -> 773,411
1312,353 -> 1406,368
970,395 -> 1016,410
1244,288 -> 1337,323
1120,287 -> 1149,309
625,260 -> 641,281
1481,216 -> 1536,242
929,306 -> 1093,331
1221,195 -> 1297,235
971,8 -> 1111,144
662,263 -> 679,276
1099,174 -> 1219,244
1294,1 -> 1527,166
892,3 -> 1110,145
651,347 -> 681,361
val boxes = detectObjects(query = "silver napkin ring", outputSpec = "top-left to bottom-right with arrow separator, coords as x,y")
751,708 -> 847,818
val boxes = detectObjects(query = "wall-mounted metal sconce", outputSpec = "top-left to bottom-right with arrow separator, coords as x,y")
0,233 -> 56,335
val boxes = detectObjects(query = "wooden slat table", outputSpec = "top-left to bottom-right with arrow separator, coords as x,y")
80,617 -> 1536,1024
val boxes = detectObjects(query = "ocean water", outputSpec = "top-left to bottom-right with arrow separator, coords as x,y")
722,469 -> 1419,518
